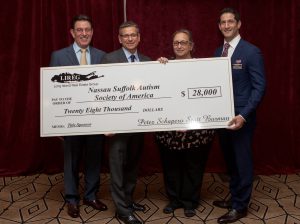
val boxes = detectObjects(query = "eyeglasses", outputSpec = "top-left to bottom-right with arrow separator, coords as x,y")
74,28 -> 92,34
173,41 -> 190,47
120,33 -> 139,39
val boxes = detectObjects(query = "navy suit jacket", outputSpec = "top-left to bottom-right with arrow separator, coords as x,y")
215,39 -> 266,120
100,48 -> 151,64
49,44 -> 105,66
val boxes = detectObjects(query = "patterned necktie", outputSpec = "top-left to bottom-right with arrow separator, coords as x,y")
130,54 -> 136,62
80,48 -> 87,65
221,43 -> 230,57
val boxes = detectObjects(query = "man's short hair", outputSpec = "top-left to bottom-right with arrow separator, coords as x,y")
219,7 -> 241,23
119,21 -> 140,33
71,14 -> 93,29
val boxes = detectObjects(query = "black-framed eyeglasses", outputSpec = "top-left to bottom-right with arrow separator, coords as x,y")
173,41 -> 190,47
120,33 -> 139,39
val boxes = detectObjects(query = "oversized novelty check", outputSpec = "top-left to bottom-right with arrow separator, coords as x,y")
40,58 -> 234,137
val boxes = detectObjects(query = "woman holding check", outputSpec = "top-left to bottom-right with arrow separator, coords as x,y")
156,29 -> 215,217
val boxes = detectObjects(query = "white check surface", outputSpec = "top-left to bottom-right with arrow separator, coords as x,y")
40,58 -> 234,136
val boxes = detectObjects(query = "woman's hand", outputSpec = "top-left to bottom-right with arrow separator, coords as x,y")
157,57 -> 168,64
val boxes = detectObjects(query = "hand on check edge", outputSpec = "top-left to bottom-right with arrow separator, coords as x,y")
227,115 -> 245,130
157,57 -> 168,64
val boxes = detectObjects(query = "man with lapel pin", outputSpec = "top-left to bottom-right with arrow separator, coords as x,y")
213,7 -> 266,224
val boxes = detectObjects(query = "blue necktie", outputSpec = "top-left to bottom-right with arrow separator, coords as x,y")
130,54 -> 136,62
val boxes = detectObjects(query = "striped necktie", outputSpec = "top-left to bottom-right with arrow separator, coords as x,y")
221,43 -> 230,57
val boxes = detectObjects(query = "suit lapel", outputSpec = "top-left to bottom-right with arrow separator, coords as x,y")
90,47 -> 96,65
66,45 -> 79,65
117,48 -> 128,63
138,53 -> 147,62
215,46 -> 223,57
231,39 -> 244,61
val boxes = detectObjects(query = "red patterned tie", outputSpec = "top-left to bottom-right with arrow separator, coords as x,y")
221,43 -> 230,57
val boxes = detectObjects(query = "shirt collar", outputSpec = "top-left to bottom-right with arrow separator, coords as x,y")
224,34 -> 241,50
73,42 -> 90,53
122,47 -> 139,62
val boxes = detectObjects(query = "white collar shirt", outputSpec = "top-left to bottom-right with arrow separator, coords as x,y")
73,42 -> 91,65
223,34 -> 241,58
122,47 -> 140,62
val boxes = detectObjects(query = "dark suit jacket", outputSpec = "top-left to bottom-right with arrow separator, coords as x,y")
100,48 -> 151,64
100,47 -> 151,215
48,44 -> 106,203
215,39 -> 266,120
49,44 -> 105,66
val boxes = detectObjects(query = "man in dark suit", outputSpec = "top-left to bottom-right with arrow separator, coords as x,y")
101,21 -> 151,224
49,14 -> 107,218
213,8 -> 266,224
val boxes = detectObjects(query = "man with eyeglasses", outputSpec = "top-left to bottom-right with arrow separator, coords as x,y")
49,14 -> 107,218
101,21 -> 151,224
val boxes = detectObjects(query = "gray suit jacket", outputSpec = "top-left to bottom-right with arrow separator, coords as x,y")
100,47 -> 150,215
48,44 -> 106,203
49,44 -> 105,66
100,48 -> 151,64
